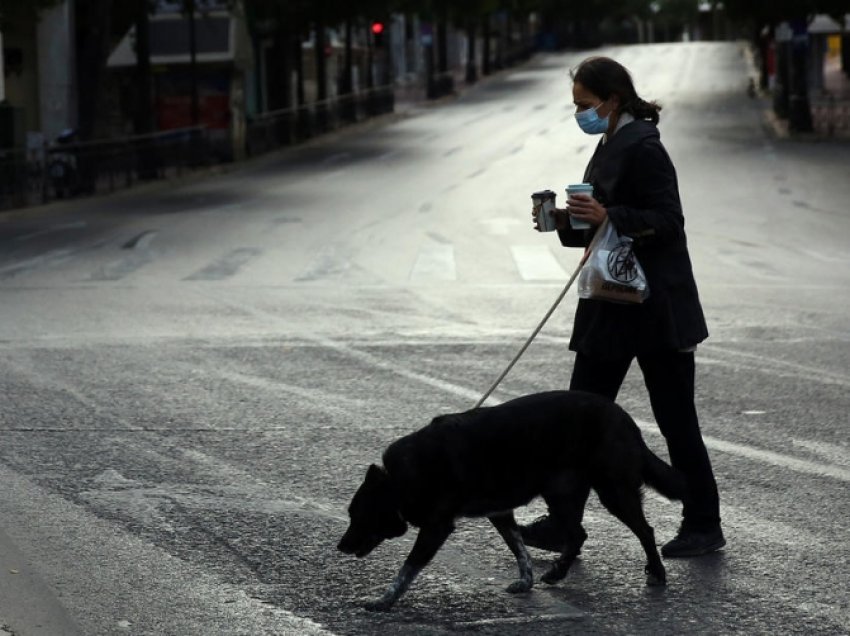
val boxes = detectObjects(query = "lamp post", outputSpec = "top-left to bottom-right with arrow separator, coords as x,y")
787,18 -> 813,133
0,31 -> 5,102
187,0 -> 200,127
773,22 -> 792,119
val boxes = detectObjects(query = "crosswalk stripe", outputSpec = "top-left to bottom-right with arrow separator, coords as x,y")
184,248 -> 262,281
410,245 -> 456,281
510,245 -> 568,281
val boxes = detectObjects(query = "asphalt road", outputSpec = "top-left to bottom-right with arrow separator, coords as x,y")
1,41 -> 849,635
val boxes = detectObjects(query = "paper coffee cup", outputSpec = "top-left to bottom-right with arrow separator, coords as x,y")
531,190 -> 557,232
566,183 -> 593,230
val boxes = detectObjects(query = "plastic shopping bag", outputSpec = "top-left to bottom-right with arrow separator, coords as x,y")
577,222 -> 649,304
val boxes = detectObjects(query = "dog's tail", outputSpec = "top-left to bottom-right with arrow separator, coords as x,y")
641,445 -> 687,501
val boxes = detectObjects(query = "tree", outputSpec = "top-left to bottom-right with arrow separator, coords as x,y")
452,0 -> 501,82
652,0 -> 699,42
74,0 -> 116,140
132,0 -> 155,136
0,0 -> 63,31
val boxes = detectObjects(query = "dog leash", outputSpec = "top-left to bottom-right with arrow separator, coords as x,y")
473,219 -> 610,409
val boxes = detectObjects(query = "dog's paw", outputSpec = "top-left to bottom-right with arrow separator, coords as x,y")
644,565 -> 667,587
506,579 -> 533,594
541,565 -> 566,585
363,598 -> 394,612
645,572 -> 667,587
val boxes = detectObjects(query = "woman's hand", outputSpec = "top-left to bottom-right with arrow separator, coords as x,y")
567,194 -> 607,227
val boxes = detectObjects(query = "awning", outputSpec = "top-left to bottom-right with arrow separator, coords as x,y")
808,14 -> 850,35
107,10 -> 251,68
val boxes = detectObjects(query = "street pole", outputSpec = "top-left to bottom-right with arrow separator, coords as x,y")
773,22 -> 791,119
134,0 -> 153,135
188,0 -> 200,127
787,18 -> 813,133
422,23 -> 435,98
466,20 -> 478,84
0,31 -> 5,102
481,14 -> 491,76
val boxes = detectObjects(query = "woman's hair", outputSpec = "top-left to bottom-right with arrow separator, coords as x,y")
571,57 -> 661,124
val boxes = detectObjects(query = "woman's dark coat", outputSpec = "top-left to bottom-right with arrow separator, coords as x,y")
559,119 -> 708,360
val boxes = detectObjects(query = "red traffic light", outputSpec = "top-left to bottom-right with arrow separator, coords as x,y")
371,21 -> 385,35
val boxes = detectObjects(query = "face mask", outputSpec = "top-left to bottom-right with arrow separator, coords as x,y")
575,102 -> 609,135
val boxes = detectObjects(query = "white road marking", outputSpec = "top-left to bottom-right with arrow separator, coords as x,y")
81,462 -> 348,524
13,221 -> 87,242
455,613 -> 583,627
480,217 -> 523,236
316,342 -> 850,484
410,245 -> 456,281
213,368 -> 368,418
190,291 -> 850,486
511,245 -> 568,280
636,420 -> 850,483
699,345 -> 850,387
0,248 -> 75,276
296,246 -> 352,281
797,247 -> 850,264
791,438 -> 850,469
315,337 -> 490,405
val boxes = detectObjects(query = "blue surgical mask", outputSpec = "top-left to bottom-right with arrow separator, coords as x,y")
575,102 -> 609,135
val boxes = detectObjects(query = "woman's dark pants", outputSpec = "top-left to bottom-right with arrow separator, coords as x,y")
569,350 -> 721,530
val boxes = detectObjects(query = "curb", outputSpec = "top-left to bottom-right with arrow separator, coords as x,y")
763,108 -> 790,139
0,524 -> 83,636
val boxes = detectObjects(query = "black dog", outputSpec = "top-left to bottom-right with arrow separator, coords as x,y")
338,390 -> 686,611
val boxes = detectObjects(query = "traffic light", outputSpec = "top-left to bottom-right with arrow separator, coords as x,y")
371,21 -> 385,48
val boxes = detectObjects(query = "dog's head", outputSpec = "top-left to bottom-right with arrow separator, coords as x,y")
338,464 -> 408,558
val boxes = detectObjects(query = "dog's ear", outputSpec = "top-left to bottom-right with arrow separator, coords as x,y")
365,463 -> 388,483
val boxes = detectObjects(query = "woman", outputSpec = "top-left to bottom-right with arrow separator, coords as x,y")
525,56 -> 724,558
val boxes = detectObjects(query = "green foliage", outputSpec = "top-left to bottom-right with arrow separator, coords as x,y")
723,0 -> 847,22
0,0 -> 63,31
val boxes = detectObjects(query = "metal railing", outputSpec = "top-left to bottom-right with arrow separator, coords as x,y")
0,127 -> 217,211
811,95 -> 850,137
246,85 -> 395,157
1,85 -> 396,211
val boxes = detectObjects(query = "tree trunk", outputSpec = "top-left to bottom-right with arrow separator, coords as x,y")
366,22 -> 374,89
495,14 -> 504,69
773,38 -> 790,118
134,0 -> 157,178
340,16 -> 353,95
437,14 -> 448,74
134,0 -> 153,135
295,33 -> 305,106
268,26 -> 292,111
315,21 -> 327,101
482,14 -> 491,75
466,20 -> 477,84
787,22 -> 813,133
75,0 -> 112,140
187,0 -> 199,126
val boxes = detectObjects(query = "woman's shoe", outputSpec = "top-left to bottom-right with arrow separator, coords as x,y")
661,526 -> 726,558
